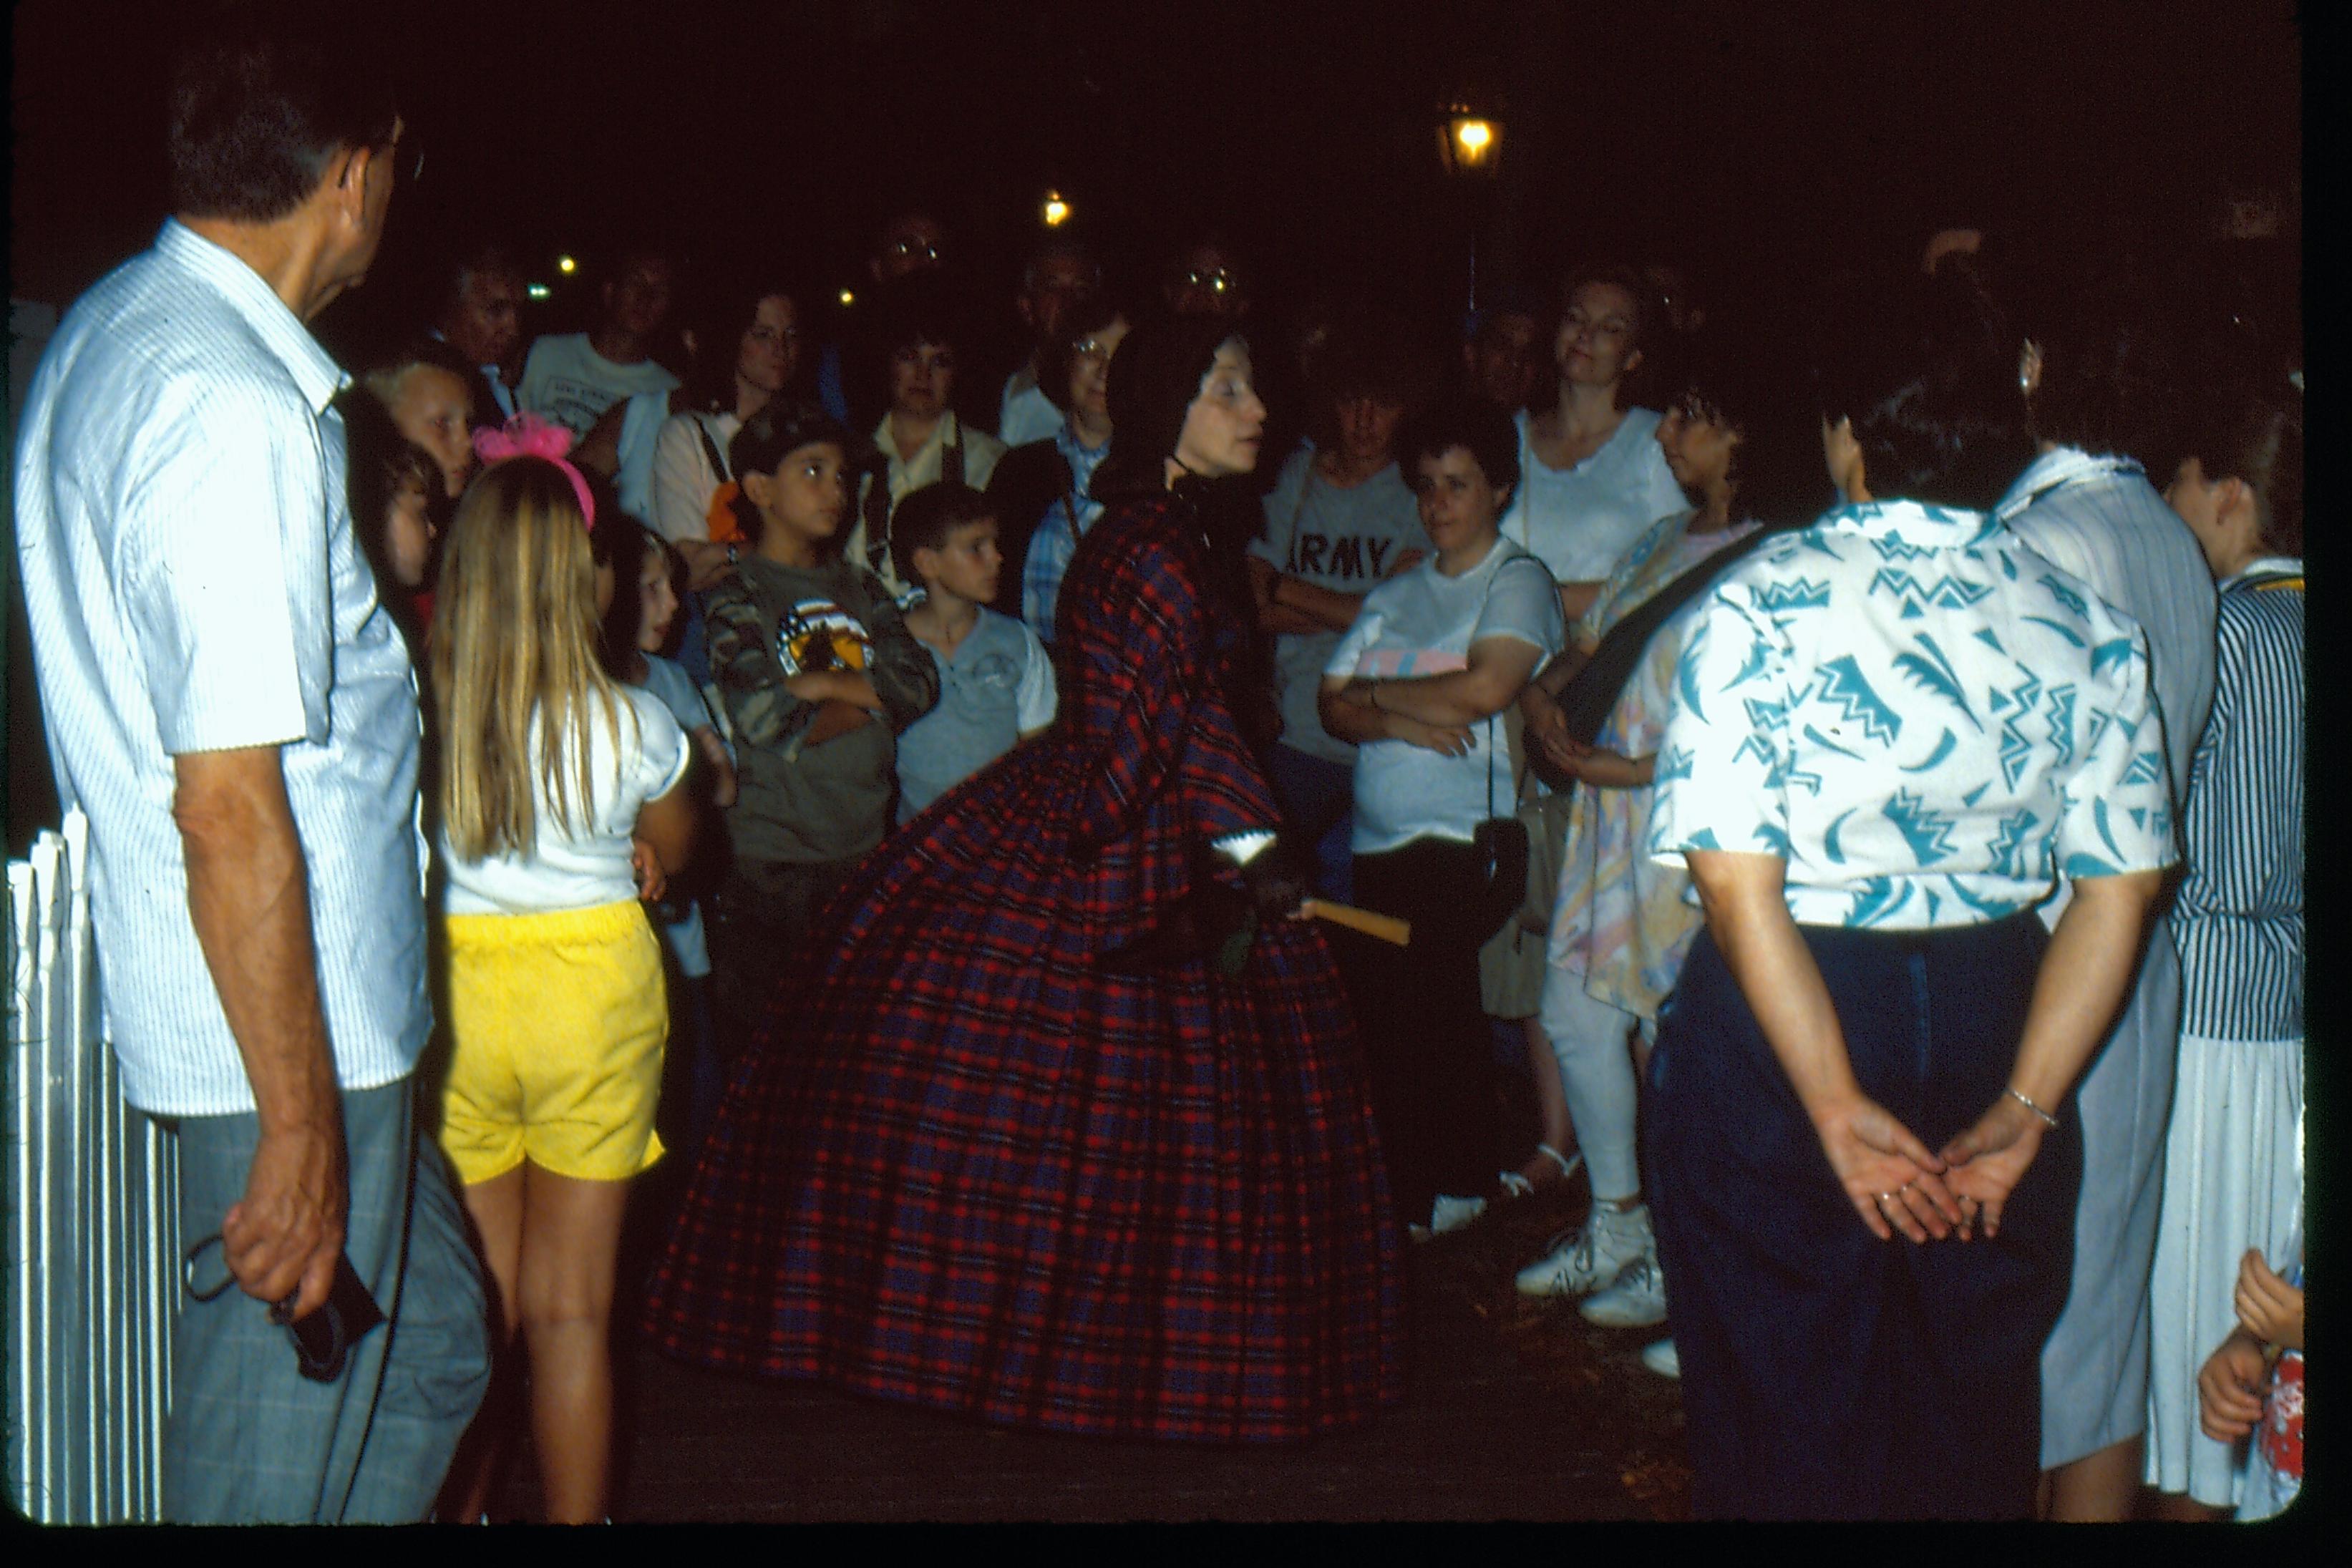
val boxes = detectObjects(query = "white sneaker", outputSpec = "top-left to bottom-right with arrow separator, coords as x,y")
1640,1338 -> 1681,1379
1579,1252 -> 1668,1328
1512,1203 -> 1653,1297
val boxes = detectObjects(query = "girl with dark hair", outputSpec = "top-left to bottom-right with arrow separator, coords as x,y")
1509,352 -> 1809,1367
644,318 -> 1401,1444
1500,266 -> 1686,626
340,386 -> 447,655
2144,389 -> 2303,1520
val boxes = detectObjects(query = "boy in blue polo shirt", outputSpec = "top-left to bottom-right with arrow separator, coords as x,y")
891,482 -> 1057,822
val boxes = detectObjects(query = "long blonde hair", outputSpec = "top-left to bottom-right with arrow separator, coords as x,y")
429,458 -> 630,860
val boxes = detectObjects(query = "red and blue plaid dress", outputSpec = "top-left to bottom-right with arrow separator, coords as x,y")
641,492 -> 1404,1442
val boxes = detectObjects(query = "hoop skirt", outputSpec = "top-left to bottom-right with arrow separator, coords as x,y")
641,492 -> 1404,1441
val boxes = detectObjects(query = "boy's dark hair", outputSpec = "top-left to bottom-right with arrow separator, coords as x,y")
1401,396 -> 1521,501
890,482 -> 996,588
1817,273 -> 2035,512
726,399 -> 853,545
167,2 -> 401,223
2176,386 -> 2303,557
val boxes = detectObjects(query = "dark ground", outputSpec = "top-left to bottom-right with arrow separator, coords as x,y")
491,1149 -> 1692,1523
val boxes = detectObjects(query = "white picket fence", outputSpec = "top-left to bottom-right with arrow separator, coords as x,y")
5,810 -> 178,1524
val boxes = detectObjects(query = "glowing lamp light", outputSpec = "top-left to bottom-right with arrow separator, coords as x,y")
1043,193 -> 1071,228
526,283 -> 551,300
556,255 -> 578,274
1437,104 -> 1503,177
838,288 -> 856,306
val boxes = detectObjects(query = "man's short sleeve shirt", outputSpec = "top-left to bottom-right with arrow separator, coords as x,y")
12,220 -> 432,1114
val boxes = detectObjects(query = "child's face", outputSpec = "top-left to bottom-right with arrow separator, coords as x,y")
638,547 -> 679,652
916,517 -> 1003,608
385,469 -> 437,590
757,441 -> 850,545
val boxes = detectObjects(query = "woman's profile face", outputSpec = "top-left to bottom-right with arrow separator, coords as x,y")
1658,397 -> 1742,497
1172,343 -> 1266,477
737,295 -> 800,395
1067,316 -> 1132,422
1555,281 -> 1642,391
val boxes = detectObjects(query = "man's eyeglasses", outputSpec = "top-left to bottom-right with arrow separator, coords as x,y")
1179,268 -> 1236,294
886,238 -> 941,263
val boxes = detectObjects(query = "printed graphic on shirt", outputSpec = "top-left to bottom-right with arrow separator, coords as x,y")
776,598 -> 873,677
2260,1350 -> 2303,1481
536,378 -> 621,439
1281,530 -> 1414,583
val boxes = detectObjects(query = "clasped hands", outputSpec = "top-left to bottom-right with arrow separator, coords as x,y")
1812,1089 -> 2047,1245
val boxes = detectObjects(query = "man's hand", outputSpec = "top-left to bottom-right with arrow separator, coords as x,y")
174,746 -> 349,1319
224,1119 -> 346,1318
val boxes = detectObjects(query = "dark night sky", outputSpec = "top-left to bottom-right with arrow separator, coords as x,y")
9,0 -> 2302,362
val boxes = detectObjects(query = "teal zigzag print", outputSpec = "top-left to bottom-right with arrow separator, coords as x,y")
1752,579 -> 1832,613
1814,657 -> 1903,744
1996,671 -> 2042,789
1986,807 -> 2039,880
1868,569 -> 1996,616
2044,683 -> 2078,768
1882,788 -> 1959,866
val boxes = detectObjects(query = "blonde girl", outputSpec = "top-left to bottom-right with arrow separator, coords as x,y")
429,423 -> 695,1522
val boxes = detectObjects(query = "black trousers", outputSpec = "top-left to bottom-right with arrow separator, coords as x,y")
1648,914 -> 2080,1519
1346,838 -> 1506,1229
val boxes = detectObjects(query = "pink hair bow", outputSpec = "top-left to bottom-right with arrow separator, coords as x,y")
471,412 -> 596,530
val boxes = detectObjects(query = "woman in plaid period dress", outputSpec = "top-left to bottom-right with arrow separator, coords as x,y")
642,318 -> 1403,1442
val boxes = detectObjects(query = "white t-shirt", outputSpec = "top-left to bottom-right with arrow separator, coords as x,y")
650,410 -> 742,545
442,683 -> 691,915
1499,406 -> 1686,586
1325,537 -> 1564,852
517,332 -> 681,439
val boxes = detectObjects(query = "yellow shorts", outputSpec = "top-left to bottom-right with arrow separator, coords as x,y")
439,900 -> 667,1185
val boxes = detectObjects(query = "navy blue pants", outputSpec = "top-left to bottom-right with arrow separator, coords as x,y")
1647,914 -> 2080,1520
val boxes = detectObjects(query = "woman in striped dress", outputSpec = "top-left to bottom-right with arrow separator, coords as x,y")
2143,387 -> 2303,1517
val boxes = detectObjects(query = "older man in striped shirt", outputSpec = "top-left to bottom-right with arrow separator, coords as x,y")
13,8 -> 486,1522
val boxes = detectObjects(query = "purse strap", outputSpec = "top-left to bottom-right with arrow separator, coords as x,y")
692,414 -> 730,484
1559,522 -> 1780,746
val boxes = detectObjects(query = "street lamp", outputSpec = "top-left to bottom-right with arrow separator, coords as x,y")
1437,100 -> 1505,314
1043,191 -> 1071,228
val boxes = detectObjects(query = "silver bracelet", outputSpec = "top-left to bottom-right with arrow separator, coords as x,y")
2006,1087 -> 2061,1131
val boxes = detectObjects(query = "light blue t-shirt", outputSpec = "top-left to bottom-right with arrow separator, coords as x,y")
896,606 -> 1057,822
1325,537 -> 1563,852
1250,447 -> 1430,764
1499,406 -> 1686,586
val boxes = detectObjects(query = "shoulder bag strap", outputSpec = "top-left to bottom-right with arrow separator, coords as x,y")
1558,525 -> 1780,746
692,414 -> 729,484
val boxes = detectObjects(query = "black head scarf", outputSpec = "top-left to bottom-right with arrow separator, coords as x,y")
1088,316 -> 1247,505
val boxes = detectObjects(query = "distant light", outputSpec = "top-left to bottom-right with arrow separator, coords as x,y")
838,288 -> 856,306
1042,193 -> 1070,228
1454,119 -> 1493,157
526,283 -> 551,300
556,255 -> 577,274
